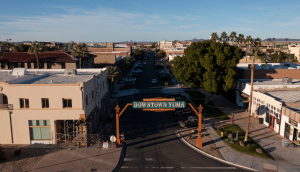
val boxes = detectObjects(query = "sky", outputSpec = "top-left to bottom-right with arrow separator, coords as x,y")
0,0 -> 299,42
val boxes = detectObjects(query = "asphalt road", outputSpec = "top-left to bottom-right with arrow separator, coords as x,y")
116,50 -> 250,171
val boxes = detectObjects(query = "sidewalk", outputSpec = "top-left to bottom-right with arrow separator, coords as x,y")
32,144 -> 122,172
198,88 -> 300,172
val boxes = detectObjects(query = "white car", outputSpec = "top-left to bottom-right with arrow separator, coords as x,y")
152,79 -> 157,84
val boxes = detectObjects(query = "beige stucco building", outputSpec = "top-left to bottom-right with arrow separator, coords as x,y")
0,68 -> 109,145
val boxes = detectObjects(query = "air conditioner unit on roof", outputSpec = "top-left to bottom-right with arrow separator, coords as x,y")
64,69 -> 77,75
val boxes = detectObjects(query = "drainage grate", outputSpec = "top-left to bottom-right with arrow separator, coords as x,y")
174,165 -> 181,169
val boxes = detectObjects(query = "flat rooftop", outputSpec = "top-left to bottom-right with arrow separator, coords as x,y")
240,79 -> 300,86
262,91 -> 300,103
0,69 -> 106,84
237,63 -> 300,70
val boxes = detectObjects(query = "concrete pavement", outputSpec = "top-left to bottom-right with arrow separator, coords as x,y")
32,144 -> 122,172
197,88 -> 300,172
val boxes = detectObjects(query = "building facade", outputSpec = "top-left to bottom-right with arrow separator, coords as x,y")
0,68 -> 109,144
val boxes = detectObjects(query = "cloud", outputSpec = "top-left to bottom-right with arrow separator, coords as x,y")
0,6 -> 172,42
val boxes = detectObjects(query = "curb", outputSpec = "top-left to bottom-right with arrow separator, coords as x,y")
175,129 -> 258,172
112,142 -> 127,172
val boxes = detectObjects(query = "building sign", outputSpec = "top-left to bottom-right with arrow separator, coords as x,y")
96,76 -> 101,108
132,101 -> 186,109
289,118 -> 298,127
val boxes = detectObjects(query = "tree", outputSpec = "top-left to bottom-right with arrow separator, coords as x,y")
157,50 -> 166,58
270,51 -> 287,62
133,49 -> 145,57
229,31 -> 237,46
272,38 -> 276,49
220,31 -> 228,42
210,32 -> 219,41
254,37 -> 261,48
151,43 -> 156,48
238,34 -> 245,47
245,36 -> 253,62
107,66 -> 120,96
14,44 -> 30,52
28,41 -> 45,69
171,40 -> 244,105
71,43 -> 88,69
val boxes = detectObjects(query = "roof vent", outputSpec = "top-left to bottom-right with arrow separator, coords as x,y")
64,69 -> 77,75
282,77 -> 292,84
12,68 -> 27,76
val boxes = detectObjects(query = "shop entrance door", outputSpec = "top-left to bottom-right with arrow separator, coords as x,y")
293,128 -> 298,142
284,123 -> 290,139
270,116 -> 275,130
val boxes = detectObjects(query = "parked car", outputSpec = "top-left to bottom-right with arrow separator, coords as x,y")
131,74 -> 140,78
156,65 -> 164,69
132,70 -> 142,74
152,79 -> 157,84
178,116 -> 198,127
160,75 -> 171,80
120,83 -> 133,90
124,77 -> 136,82
174,107 -> 195,117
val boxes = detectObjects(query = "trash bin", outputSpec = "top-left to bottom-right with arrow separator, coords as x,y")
259,118 -> 263,124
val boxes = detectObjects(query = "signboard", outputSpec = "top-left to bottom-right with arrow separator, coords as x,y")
165,82 -> 168,87
103,141 -> 108,150
120,134 -> 124,141
133,101 -> 186,109
110,135 -> 116,142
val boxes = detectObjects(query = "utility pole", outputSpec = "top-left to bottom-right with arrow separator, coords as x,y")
245,63 -> 255,143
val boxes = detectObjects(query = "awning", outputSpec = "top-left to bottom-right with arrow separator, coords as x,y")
282,106 -> 300,123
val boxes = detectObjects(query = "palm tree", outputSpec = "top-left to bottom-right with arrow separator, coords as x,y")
220,31 -> 228,42
238,34 -> 244,48
245,36 -> 253,63
229,31 -> 237,46
254,37 -> 261,48
28,41 -> 45,69
71,43 -> 88,69
107,66 -> 120,96
210,32 -> 219,42
272,38 -> 276,49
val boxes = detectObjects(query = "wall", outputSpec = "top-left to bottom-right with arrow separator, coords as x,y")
0,62 -> 77,70
252,91 -> 282,133
94,55 -> 116,64
239,57 -> 263,63
280,114 -> 300,141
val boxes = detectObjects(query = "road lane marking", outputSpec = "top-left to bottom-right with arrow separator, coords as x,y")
121,166 -> 236,169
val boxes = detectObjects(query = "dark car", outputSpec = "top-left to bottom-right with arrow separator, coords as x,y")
120,83 -> 133,90
132,74 -> 140,78
160,75 -> 171,80
174,107 -> 194,117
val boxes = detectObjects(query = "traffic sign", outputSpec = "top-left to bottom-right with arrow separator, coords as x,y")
165,82 -> 168,87
103,141 -> 109,150
110,135 -> 116,142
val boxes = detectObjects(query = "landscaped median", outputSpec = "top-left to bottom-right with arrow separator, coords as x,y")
184,90 -> 229,120
215,124 -> 273,160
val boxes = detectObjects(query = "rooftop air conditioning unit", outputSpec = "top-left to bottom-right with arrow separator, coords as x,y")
64,69 -> 77,75
282,77 -> 292,84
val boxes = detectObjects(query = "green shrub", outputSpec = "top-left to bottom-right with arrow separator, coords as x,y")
14,147 -> 21,156
0,146 -> 6,162
210,147 -> 215,151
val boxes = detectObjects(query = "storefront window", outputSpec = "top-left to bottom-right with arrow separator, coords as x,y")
29,120 -> 51,140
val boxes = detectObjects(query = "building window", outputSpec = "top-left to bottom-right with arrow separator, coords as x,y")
29,120 -> 51,140
63,98 -> 72,108
20,62 -> 25,67
42,98 -> 49,108
27,63 -> 31,69
61,62 -> 65,69
40,63 -> 44,69
47,62 -> 51,69
86,96 -> 88,105
20,98 -> 29,108
34,62 -> 37,69
1,63 -> 6,69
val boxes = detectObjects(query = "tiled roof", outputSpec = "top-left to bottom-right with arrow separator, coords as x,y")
0,51 -> 93,62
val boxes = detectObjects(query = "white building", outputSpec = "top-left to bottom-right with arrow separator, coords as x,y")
289,45 -> 300,61
0,68 -> 109,144
158,40 -> 173,49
